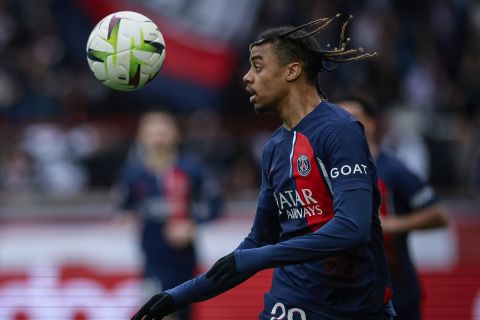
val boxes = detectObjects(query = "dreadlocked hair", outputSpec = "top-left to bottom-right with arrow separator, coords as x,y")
250,14 -> 377,100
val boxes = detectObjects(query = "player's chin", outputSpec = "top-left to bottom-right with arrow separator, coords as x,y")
253,102 -> 274,115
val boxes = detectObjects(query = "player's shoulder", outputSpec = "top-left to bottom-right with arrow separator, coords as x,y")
376,149 -> 419,180
321,100 -> 353,117
259,126 -> 285,166
305,101 -> 364,147
263,126 -> 284,148
119,159 -> 147,182
311,101 -> 360,132
175,155 -> 205,176
377,150 -> 410,171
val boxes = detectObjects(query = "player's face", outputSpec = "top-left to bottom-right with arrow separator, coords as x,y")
243,43 -> 289,113
138,114 -> 179,151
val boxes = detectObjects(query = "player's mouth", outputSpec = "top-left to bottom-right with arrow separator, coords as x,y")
246,87 -> 257,104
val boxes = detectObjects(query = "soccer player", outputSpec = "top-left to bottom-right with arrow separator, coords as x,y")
131,15 -> 395,320
337,93 -> 449,320
116,111 -> 222,320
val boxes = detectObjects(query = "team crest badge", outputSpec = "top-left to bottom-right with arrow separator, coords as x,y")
297,154 -> 311,176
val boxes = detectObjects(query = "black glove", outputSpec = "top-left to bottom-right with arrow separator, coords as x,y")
205,252 -> 238,283
131,292 -> 174,320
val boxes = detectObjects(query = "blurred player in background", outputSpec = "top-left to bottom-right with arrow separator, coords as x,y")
132,14 -> 395,320
337,93 -> 449,320
115,111 -> 222,320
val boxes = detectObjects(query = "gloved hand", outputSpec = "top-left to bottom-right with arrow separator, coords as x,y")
206,252 -> 238,283
131,292 -> 174,320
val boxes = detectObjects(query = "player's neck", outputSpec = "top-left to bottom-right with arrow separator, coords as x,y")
368,141 -> 379,160
144,148 -> 176,172
279,85 -> 322,130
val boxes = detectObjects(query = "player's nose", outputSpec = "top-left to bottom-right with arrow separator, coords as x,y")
243,69 -> 252,84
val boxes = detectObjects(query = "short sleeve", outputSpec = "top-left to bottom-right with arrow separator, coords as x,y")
392,161 -> 437,211
115,166 -> 138,212
188,164 -> 223,223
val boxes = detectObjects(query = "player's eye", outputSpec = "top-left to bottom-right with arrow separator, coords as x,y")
254,65 -> 262,72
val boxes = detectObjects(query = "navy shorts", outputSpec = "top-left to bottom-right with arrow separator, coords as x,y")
259,292 -> 394,320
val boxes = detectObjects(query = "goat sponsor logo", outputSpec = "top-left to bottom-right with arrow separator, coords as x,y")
329,164 -> 367,179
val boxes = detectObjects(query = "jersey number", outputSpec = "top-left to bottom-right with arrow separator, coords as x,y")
270,302 -> 307,320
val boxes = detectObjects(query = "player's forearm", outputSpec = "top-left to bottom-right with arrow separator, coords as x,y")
165,271 -> 254,309
383,204 -> 449,233
235,189 -> 372,273
236,235 -> 262,250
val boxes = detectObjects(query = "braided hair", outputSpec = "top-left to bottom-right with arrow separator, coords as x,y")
250,14 -> 376,100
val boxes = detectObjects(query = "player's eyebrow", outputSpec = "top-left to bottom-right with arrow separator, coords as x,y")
250,54 -> 263,63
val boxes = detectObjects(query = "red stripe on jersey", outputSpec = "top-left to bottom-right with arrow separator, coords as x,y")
163,168 -> 191,221
378,179 -> 389,217
291,132 -> 334,232
383,286 -> 393,304
377,178 -> 399,271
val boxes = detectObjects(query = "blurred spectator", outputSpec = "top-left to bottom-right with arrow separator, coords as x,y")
0,146 -> 32,193
182,109 -> 235,188
21,123 -> 89,197
114,111 -> 222,320
79,121 -> 132,188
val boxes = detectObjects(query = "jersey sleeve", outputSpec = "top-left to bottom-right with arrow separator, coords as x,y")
115,165 -> 138,212
323,120 -> 373,193
189,164 -> 223,223
234,188 -> 372,273
391,159 -> 437,211
165,271 -> 256,310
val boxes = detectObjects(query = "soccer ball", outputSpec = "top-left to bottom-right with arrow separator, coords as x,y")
86,11 -> 166,91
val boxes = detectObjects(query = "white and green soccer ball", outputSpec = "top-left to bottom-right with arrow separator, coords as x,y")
86,11 -> 166,91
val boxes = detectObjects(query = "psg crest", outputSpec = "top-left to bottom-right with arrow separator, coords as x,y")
297,154 -> 311,176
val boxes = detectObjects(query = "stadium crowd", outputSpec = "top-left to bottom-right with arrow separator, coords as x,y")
0,0 -> 479,200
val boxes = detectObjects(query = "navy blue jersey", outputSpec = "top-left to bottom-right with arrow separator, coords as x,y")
166,102 -> 393,319
117,151 -> 221,259
376,150 -> 437,309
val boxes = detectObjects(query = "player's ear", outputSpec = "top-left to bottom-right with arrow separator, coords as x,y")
285,62 -> 302,82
